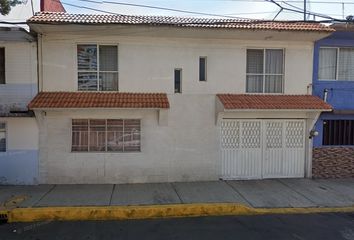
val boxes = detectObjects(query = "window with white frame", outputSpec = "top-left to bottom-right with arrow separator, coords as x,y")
319,47 -> 354,81
246,49 -> 284,93
77,44 -> 118,91
72,119 -> 141,152
0,123 -> 6,152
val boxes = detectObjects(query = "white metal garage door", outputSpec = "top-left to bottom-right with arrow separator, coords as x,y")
221,119 -> 305,180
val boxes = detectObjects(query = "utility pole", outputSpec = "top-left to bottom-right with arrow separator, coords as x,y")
304,0 -> 306,21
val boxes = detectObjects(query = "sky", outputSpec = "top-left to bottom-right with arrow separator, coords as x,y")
61,0 -> 354,21
1,0 -> 354,24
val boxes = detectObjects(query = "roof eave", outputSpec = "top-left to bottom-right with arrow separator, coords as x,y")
223,108 -> 332,112
29,107 -> 169,110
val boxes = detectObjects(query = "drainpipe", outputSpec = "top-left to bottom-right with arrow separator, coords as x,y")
37,33 -> 43,92
323,88 -> 328,102
307,83 -> 313,95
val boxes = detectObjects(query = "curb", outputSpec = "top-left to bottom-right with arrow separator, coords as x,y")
2,204 -> 354,223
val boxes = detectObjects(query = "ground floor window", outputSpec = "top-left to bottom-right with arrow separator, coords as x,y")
0,122 -> 5,152
72,119 -> 141,152
323,120 -> 354,145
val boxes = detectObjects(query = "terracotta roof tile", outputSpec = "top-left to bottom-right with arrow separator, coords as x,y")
217,94 -> 332,110
28,92 -> 170,109
27,12 -> 334,32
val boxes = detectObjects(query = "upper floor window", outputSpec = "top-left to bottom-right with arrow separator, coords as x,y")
174,68 -> 182,93
319,47 -> 354,81
0,123 -> 6,152
246,49 -> 284,93
0,48 -> 5,84
77,44 -> 118,91
199,57 -> 207,81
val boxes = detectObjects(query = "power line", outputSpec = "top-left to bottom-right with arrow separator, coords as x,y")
265,0 -> 343,21
72,0 -> 348,21
224,11 -> 278,16
199,0 -> 354,4
76,0 -> 252,19
281,1 -> 335,20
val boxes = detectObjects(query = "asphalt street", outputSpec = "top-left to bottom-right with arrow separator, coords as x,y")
0,213 -> 354,240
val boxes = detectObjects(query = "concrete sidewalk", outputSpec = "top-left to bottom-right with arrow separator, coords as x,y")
1,179 -> 354,209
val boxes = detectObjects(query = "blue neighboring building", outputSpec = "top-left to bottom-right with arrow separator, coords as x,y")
312,23 -> 354,178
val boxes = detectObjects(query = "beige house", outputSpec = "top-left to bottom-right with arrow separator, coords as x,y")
28,12 -> 332,184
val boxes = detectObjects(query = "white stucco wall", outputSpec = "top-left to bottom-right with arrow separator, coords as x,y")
41,34 -> 314,94
37,95 -> 219,184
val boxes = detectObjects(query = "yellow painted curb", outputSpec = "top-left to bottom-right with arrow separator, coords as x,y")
6,203 -> 354,223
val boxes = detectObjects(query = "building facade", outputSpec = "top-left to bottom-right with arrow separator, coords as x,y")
0,28 -> 39,184
27,12 -> 332,184
312,24 -> 354,179
0,0 -> 65,185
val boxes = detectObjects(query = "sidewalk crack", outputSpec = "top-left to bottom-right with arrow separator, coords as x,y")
277,179 -> 317,206
224,181 -> 253,207
109,184 -> 116,206
33,184 -> 56,207
170,183 -> 183,204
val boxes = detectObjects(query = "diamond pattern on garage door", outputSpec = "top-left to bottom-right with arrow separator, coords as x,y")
286,121 -> 304,148
221,121 -> 240,149
241,122 -> 261,148
221,119 -> 305,179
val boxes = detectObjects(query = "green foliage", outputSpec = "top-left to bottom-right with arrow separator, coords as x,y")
0,0 -> 22,15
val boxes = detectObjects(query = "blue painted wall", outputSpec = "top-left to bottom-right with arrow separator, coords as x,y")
0,150 -> 38,185
313,31 -> 354,147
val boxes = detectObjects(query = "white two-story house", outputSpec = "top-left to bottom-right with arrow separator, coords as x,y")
27,12 -> 333,184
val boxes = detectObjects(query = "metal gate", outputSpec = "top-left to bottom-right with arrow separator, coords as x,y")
221,119 -> 305,180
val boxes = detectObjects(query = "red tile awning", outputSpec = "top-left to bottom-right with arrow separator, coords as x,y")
28,92 -> 170,109
217,94 -> 332,110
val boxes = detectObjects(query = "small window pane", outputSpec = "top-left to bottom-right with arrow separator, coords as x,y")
72,120 -> 88,152
0,123 -> 5,152
174,69 -> 182,93
107,131 -> 124,151
99,72 -> 118,91
0,48 -> 5,84
265,49 -> 283,74
247,49 -> 263,74
338,48 -> 354,81
107,119 -> 123,152
89,119 -> 106,152
265,75 -> 283,93
319,48 -> 337,80
246,75 -> 263,93
123,119 -> 141,152
199,57 -> 207,81
77,45 -> 97,71
99,46 -> 118,71
78,72 -> 98,91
